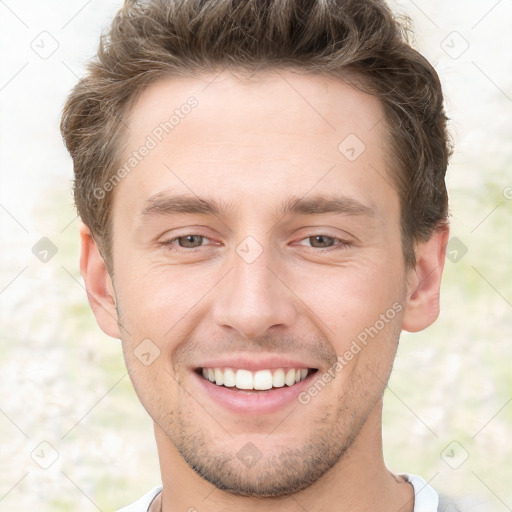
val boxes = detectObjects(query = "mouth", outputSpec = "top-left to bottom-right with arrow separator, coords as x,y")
196,367 -> 318,392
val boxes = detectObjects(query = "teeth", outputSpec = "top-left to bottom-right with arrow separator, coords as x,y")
200,367 -> 310,390
272,369 -> 285,388
214,368 -> 224,386
223,368 -> 236,387
285,369 -> 296,386
236,369 -> 253,390
254,370 -> 273,390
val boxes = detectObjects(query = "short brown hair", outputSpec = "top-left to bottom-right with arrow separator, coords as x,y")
60,0 -> 452,269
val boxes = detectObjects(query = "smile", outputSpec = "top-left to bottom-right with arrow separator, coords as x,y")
198,367 -> 317,391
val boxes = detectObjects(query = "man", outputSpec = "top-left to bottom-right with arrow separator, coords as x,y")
60,0 -> 458,510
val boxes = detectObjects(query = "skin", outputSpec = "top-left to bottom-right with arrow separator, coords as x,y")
80,70 -> 448,512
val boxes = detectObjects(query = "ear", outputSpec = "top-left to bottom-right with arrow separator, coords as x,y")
79,223 -> 120,339
402,224 -> 450,333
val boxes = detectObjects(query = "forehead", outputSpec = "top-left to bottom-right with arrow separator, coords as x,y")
116,70 -> 396,221
127,70 -> 386,149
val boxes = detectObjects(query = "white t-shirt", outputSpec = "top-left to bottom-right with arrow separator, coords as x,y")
116,473 -> 440,512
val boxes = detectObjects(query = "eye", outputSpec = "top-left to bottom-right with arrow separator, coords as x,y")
160,233 -> 213,250
159,232 -> 353,253
294,234 -> 353,251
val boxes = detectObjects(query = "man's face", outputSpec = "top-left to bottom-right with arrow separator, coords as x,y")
107,71 -> 410,496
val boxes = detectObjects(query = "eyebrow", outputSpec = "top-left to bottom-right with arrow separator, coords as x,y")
139,192 -> 374,221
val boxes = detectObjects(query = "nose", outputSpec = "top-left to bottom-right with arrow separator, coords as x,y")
211,243 -> 298,340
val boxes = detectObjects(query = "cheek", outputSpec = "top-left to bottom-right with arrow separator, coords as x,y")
115,257 -> 218,331
298,260 -> 405,375
295,258 -> 404,328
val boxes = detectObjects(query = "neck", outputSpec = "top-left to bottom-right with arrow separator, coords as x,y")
151,400 -> 414,512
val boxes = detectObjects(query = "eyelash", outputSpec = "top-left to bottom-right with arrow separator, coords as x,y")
159,231 -> 353,253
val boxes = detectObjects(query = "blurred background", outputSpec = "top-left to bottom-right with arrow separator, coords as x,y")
0,0 -> 511,510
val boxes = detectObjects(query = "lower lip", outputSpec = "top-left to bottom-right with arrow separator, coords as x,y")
192,371 -> 316,414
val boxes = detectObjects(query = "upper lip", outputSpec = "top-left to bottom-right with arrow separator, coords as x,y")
194,355 -> 319,372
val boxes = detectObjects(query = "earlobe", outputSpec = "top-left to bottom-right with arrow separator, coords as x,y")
402,224 -> 450,333
79,223 -> 121,339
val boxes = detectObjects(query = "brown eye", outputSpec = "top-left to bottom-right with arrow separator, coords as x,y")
293,234 -> 353,252
160,233 -> 213,251
307,235 -> 337,248
175,235 -> 205,248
